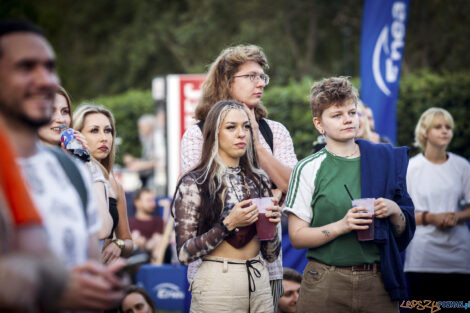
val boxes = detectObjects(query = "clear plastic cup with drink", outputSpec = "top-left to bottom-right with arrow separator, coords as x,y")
352,198 -> 375,241
251,197 -> 276,241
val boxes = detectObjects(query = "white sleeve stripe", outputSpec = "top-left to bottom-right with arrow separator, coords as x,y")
284,153 -> 326,223
285,151 -> 325,206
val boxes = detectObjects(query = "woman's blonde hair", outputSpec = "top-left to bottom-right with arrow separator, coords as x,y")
414,107 -> 454,150
73,104 -> 117,178
357,100 -> 372,141
194,44 -> 269,122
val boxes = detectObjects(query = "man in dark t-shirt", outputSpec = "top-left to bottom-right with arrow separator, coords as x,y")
129,189 -> 164,257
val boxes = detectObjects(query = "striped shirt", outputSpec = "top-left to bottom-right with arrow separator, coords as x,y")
284,148 -> 380,266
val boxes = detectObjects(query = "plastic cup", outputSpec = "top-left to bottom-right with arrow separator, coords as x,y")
252,197 -> 276,241
352,198 -> 375,241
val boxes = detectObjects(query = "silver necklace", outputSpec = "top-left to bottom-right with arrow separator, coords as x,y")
327,143 -> 358,158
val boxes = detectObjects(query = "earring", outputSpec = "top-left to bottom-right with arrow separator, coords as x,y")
319,129 -> 326,144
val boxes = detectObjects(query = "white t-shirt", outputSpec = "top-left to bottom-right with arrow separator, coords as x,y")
18,144 -> 101,269
404,152 -> 470,273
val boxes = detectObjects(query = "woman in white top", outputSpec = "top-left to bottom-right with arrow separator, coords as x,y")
74,104 -> 133,264
405,107 -> 470,300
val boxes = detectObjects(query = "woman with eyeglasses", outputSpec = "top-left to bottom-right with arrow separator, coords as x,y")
180,44 -> 297,311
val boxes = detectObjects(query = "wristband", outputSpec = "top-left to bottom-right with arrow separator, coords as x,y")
421,211 -> 429,226
220,220 -> 238,236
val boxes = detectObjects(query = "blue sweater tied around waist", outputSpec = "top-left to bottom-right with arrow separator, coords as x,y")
356,139 -> 415,300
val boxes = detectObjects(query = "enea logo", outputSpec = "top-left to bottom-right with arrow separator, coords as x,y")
372,1 -> 407,96
153,283 -> 185,300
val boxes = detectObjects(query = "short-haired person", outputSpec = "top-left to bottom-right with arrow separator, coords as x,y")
404,108 -> 470,301
0,19 -> 126,310
0,123 -> 68,312
181,44 -> 297,310
74,104 -> 134,263
124,114 -> 157,189
129,188 -> 164,261
173,100 -> 282,312
283,77 -> 415,313
119,285 -> 157,313
277,268 -> 301,313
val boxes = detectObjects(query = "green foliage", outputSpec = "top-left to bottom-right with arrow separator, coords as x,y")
263,78 -> 317,160
78,89 -> 155,165
397,71 -> 470,158
264,72 -> 470,161
3,0 -> 470,103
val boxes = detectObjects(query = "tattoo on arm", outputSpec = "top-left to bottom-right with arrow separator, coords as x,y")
322,230 -> 330,237
392,212 -> 406,236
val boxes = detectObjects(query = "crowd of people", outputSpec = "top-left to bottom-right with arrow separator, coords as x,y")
1,19 -> 469,313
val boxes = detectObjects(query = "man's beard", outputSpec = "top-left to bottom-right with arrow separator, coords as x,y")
17,112 -> 51,129
0,102 -> 51,130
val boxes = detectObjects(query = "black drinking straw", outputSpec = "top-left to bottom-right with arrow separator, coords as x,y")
344,184 -> 354,201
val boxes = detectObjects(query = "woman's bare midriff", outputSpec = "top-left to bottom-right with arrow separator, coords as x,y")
209,237 -> 260,260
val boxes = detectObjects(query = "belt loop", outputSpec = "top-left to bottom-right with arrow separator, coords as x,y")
330,265 -> 336,272
223,259 -> 228,273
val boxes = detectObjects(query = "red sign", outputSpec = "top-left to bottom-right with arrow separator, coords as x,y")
179,76 -> 205,139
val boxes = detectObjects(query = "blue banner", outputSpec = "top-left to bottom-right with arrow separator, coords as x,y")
360,0 -> 410,143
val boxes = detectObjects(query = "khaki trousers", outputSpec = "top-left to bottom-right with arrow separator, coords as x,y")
297,259 -> 398,313
190,255 -> 273,313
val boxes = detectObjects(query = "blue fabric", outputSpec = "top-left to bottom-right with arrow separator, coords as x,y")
281,232 -> 308,274
357,139 -> 415,300
360,0 -> 410,143
136,264 -> 191,312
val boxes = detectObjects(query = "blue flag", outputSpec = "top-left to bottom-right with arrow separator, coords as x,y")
360,0 -> 410,143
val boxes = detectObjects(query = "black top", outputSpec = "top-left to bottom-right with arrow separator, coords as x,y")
108,197 -> 119,239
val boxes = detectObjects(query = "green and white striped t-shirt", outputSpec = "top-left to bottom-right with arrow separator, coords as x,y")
283,148 -> 380,266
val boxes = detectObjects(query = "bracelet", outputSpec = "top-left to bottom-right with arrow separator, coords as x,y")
220,220 -> 238,236
421,211 -> 429,226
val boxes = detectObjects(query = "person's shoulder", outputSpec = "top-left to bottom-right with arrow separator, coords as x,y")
109,173 -> 124,196
178,171 -> 201,188
448,152 -> 470,168
40,145 -> 91,180
409,152 -> 424,161
85,160 -> 105,181
358,139 -> 409,157
293,149 -> 328,173
34,142 -> 56,160
183,123 -> 202,137
405,153 -> 424,175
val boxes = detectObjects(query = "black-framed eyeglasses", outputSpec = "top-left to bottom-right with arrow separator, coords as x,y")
233,73 -> 270,85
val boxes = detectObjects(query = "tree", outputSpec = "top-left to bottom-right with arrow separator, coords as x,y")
2,0 -> 469,102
